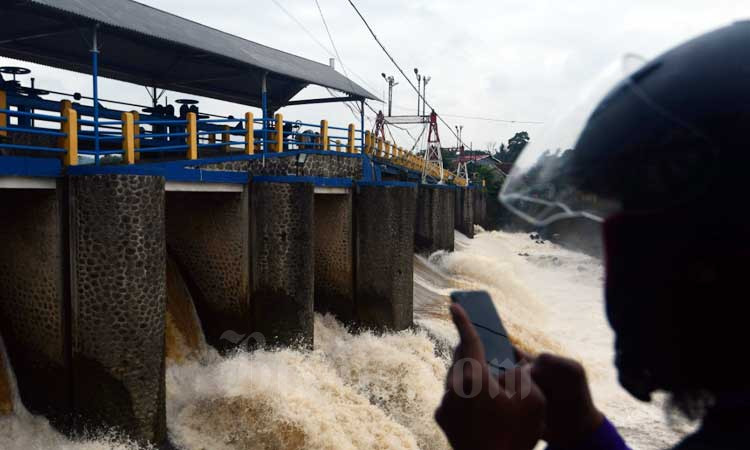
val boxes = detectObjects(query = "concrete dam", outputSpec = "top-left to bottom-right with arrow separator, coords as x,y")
0,0 -> 491,446
0,157 -> 488,445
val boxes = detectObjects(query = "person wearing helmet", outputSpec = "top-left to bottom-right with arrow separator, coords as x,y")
436,20 -> 750,450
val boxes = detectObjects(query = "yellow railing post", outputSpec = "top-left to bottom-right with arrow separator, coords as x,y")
321,120 -> 329,151
62,107 -> 78,166
363,131 -> 370,154
347,124 -> 355,153
122,112 -> 135,164
222,125 -> 231,152
187,112 -> 198,160
0,89 -> 8,137
245,112 -> 254,155
377,138 -> 384,158
58,100 -> 72,148
275,113 -> 284,152
132,111 -> 141,161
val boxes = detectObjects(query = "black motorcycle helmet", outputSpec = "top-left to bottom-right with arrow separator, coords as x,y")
502,21 -> 750,414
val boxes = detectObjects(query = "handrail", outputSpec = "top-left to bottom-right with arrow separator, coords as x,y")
0,108 -> 66,122
0,87 -> 467,183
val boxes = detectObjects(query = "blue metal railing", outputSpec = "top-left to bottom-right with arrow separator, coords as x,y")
0,107 -> 69,156
0,91 -> 380,167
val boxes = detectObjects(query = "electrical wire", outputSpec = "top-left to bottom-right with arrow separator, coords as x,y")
314,0 -> 366,120
441,113 -> 544,125
389,103 -> 544,126
347,0 -> 469,149
269,0 -> 381,98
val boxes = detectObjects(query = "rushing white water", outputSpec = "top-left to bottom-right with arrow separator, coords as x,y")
0,228 -> 691,449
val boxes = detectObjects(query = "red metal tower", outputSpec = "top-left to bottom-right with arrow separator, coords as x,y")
423,110 -> 444,183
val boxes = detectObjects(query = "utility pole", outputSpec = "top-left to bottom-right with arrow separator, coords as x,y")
381,73 -> 398,117
414,68 -> 421,116
422,76 -> 431,117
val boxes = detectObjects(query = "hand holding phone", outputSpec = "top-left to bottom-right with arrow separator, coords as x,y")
450,290 -> 517,376
436,298 -> 546,450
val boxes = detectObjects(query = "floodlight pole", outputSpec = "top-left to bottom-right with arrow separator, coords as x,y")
261,72 -> 268,153
91,24 -> 100,164
360,99 -> 365,152
414,68 -> 421,116
381,74 -> 398,117
422,76 -> 431,118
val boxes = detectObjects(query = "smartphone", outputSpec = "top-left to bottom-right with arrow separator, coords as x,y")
450,290 -> 517,376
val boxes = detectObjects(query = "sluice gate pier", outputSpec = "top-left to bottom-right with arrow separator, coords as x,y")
0,0 -> 488,446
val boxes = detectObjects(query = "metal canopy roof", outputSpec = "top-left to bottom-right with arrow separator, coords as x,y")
0,0 -> 378,109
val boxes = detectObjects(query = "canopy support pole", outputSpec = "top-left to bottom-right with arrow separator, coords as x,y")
91,24 -> 100,165
360,100 -> 365,153
261,72 -> 268,153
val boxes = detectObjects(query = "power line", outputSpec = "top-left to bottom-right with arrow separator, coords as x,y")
388,102 -> 543,126
347,0 -> 469,149
269,0 -> 382,98
313,0 -> 369,122
441,114 -> 545,125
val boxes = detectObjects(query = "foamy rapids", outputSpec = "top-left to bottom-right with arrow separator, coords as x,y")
0,229 -> 692,449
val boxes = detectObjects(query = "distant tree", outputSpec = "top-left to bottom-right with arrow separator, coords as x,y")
494,143 -> 506,160
499,131 -> 530,164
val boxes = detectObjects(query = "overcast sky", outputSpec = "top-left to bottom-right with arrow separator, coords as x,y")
1,0 -> 747,150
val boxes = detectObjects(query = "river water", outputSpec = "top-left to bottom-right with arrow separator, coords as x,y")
0,229 -> 691,449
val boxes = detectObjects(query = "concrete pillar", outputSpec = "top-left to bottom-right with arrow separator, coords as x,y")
165,190 -> 250,352
415,185 -> 455,253
68,175 -> 166,444
250,181 -> 315,348
0,187 -> 69,424
313,192 -> 355,323
473,188 -> 488,230
355,183 -> 417,331
455,187 -> 475,238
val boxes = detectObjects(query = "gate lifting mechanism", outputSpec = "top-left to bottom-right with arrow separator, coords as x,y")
374,110 -> 445,183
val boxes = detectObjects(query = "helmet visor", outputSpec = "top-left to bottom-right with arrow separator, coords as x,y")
498,55 -> 706,226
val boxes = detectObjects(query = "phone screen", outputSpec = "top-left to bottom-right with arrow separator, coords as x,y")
450,290 -> 517,375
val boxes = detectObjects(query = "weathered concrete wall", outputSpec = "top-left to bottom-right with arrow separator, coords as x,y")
455,188 -> 475,238
0,333 -> 13,415
0,187 -> 69,423
200,153 -> 363,179
415,185 -> 455,253
313,193 -> 355,323
68,175 -> 166,444
165,191 -> 250,352
250,181 -> 315,348
472,188 -> 488,230
355,184 -> 416,331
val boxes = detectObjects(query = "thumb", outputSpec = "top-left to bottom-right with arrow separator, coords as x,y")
450,303 -> 486,366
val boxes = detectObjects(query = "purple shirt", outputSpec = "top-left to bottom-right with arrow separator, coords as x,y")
546,418 -> 630,450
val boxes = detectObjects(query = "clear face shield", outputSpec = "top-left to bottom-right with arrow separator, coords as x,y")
500,55 -> 651,226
